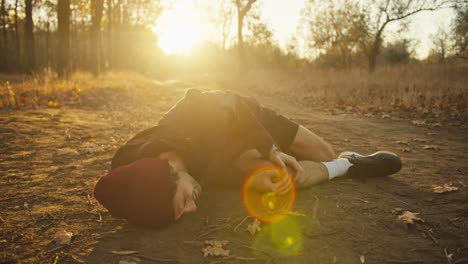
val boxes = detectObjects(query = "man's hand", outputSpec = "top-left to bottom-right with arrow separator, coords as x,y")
250,167 -> 293,195
269,147 -> 304,176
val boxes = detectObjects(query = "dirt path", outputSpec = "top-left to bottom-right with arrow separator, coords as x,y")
0,84 -> 466,264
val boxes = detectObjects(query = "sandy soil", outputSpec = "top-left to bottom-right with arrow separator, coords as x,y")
0,83 -> 467,264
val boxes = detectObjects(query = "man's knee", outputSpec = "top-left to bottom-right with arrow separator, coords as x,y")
289,125 -> 335,162
319,142 -> 335,161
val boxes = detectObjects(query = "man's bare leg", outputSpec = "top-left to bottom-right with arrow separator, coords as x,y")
288,125 -> 336,162
288,161 -> 329,188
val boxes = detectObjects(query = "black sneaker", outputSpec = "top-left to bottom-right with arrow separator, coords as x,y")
338,151 -> 402,178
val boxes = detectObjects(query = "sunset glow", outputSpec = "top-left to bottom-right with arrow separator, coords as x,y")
153,1 -> 204,55
152,0 -> 454,58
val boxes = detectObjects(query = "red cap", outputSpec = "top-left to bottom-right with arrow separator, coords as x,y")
93,158 -> 174,227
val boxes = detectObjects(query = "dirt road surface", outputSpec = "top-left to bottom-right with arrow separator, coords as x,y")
1,83 -> 467,264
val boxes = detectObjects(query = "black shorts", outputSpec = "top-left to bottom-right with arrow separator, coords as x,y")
248,98 -> 299,152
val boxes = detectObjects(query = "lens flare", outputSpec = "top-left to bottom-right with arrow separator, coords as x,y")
252,216 -> 304,257
242,166 -> 296,223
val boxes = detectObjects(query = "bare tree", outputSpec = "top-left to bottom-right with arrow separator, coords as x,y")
365,0 -> 452,72
25,0 -> 35,71
430,25 -> 452,63
57,0 -> 71,75
308,0 -> 369,68
215,0 -> 234,50
90,0 -> 104,75
234,0 -> 256,70
0,0 -> 8,71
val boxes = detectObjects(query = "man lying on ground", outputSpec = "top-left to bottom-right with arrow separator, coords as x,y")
93,89 -> 402,227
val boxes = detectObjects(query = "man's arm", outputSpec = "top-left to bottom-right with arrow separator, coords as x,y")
157,151 -> 201,220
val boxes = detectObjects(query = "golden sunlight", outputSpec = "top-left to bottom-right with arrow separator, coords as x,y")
153,2 -> 203,55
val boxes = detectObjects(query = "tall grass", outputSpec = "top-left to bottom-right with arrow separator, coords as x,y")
225,63 -> 468,122
1,64 -> 467,123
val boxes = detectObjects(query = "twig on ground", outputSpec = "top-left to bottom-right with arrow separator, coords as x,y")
355,198 -> 370,203
0,213 -> 4,222
233,216 -> 251,232
444,247 -> 453,264
448,218 -> 459,229
86,194 -> 94,205
424,230 -> 439,245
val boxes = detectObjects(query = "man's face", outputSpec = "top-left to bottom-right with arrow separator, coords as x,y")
172,172 -> 200,220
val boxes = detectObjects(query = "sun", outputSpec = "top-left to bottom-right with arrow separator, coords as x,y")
153,2 -> 203,55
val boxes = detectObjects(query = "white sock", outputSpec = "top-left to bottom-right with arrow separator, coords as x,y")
321,158 -> 353,180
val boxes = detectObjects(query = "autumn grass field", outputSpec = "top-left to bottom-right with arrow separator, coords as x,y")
1,64 -> 467,127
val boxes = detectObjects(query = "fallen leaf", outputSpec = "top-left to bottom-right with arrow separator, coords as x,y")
391,208 -> 403,214
413,138 -> 428,143
432,184 -> 458,194
395,140 -> 409,145
423,145 -> 439,150
430,122 -> 442,127
398,147 -> 411,152
458,181 -> 466,188
55,148 -> 79,156
202,240 -> 230,257
111,250 -> 138,255
80,142 -> 102,154
381,114 -> 390,119
246,219 -> 261,235
398,211 -> 424,224
360,255 -> 365,263
412,120 -> 426,126
205,240 -> 229,247
53,231 -> 73,245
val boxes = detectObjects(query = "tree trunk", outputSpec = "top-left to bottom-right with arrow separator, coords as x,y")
368,29 -> 383,73
57,0 -> 71,76
236,10 -> 246,71
106,0 -> 112,69
90,0 -> 104,76
24,0 -> 35,72
46,20 -> 50,67
14,0 -> 20,70
0,0 -> 8,71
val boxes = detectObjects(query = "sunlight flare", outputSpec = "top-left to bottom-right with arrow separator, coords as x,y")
153,2 -> 203,55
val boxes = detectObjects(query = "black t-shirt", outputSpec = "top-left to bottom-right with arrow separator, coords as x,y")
111,89 -> 277,184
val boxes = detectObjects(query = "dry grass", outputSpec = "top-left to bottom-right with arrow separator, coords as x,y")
1,64 -> 467,124
0,69 -> 156,109
223,63 -> 468,123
